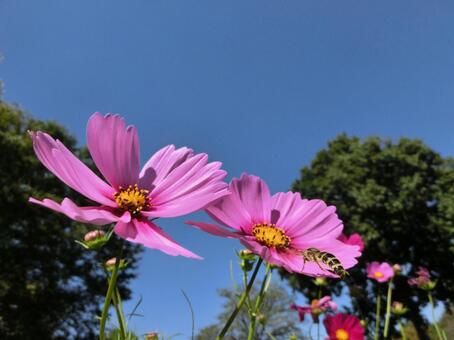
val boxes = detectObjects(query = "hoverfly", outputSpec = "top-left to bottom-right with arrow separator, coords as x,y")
301,248 -> 349,279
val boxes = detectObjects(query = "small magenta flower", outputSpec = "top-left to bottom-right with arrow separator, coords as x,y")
324,313 -> 365,340
291,296 -> 337,323
29,113 -> 229,258
338,233 -> 364,252
188,174 -> 361,277
408,266 -> 436,290
367,262 -> 394,283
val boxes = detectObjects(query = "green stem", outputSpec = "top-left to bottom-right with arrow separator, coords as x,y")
383,278 -> 393,338
111,288 -> 127,340
99,245 -> 123,340
217,258 -> 263,340
428,292 -> 444,340
374,285 -> 381,340
398,320 -> 407,340
317,321 -> 320,340
247,264 -> 271,340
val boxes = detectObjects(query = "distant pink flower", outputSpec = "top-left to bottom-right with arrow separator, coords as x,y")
188,174 -> 361,277
29,112 -> 229,258
291,296 -> 337,323
367,262 -> 394,283
408,266 -> 436,290
324,313 -> 364,340
338,233 -> 364,252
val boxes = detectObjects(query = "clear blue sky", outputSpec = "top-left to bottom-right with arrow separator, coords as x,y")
1,0 -> 453,337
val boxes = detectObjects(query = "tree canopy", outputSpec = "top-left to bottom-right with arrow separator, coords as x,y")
281,134 -> 454,339
0,101 -> 142,339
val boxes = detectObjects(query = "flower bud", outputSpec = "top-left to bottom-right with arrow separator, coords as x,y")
238,249 -> 256,261
391,301 -> 408,316
392,264 -> 402,275
105,257 -> 128,271
145,332 -> 159,340
76,229 -> 111,250
313,277 -> 328,287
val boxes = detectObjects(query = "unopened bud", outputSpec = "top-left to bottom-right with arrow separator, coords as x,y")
105,257 -> 128,271
76,229 -> 111,250
360,319 -> 367,328
391,301 -> 408,316
313,277 -> 329,287
393,264 -> 402,275
238,249 -> 256,261
145,332 -> 159,340
84,230 -> 105,241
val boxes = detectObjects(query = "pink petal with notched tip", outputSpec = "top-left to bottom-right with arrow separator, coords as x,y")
114,219 -> 202,259
29,197 -> 129,225
29,131 -> 116,207
87,112 -> 140,189
138,145 -> 193,191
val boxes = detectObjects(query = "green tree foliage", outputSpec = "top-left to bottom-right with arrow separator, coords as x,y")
281,134 -> 454,339
196,282 -> 304,340
0,101 -> 142,339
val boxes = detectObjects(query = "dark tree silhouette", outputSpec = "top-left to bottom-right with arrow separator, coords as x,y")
281,134 -> 454,339
0,101 -> 142,339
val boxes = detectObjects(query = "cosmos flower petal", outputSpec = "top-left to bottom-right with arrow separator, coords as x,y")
87,112 -> 140,189
138,145 -> 193,190
287,200 -> 342,240
29,197 -> 127,225
143,155 -> 229,217
186,221 -> 240,238
205,189 -> 253,232
114,219 -> 202,259
231,173 -> 271,223
270,191 -> 307,227
29,131 -> 116,206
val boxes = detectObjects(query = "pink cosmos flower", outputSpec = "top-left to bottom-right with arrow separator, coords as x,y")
291,296 -> 337,323
187,174 -> 361,277
338,233 -> 364,252
367,262 -> 394,283
408,266 -> 436,290
324,313 -> 365,340
29,112 -> 229,258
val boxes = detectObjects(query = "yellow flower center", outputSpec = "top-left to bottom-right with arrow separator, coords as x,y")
374,271 -> 384,279
114,184 -> 150,215
336,329 -> 349,340
251,223 -> 290,249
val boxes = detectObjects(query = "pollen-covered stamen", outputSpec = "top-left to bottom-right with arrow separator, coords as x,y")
251,223 -> 290,249
114,184 -> 150,215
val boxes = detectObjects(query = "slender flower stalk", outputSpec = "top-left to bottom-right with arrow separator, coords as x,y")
99,246 -> 123,340
428,292 -> 444,340
217,258 -> 263,339
374,286 -> 381,340
398,320 -> 407,340
111,288 -> 127,340
383,277 -> 394,337
247,264 -> 272,340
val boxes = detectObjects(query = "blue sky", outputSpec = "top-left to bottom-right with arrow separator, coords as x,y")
1,0 -> 453,337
